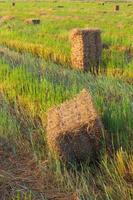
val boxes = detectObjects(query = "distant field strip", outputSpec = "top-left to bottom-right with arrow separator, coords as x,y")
0,1 -> 132,73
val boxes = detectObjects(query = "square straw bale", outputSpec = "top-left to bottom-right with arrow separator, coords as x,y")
46,89 -> 104,164
25,18 -> 40,25
70,28 -> 102,73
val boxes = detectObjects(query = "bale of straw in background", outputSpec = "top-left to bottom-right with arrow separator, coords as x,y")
0,16 -> 15,23
12,2 -> 15,6
40,11 -> 46,16
46,89 -> 103,164
115,5 -> 120,11
69,28 -> 102,73
25,18 -> 40,25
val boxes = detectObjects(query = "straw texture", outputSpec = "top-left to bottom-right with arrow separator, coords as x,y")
70,28 -> 102,73
46,89 -> 103,164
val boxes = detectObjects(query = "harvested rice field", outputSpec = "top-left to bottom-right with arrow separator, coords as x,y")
0,1 -> 133,200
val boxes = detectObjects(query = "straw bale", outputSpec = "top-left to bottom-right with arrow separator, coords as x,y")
40,11 -> 46,16
0,16 -> 15,23
25,18 -> 40,25
12,2 -> 15,6
57,5 -> 64,8
69,28 -> 102,73
46,89 -> 103,164
115,5 -> 120,11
